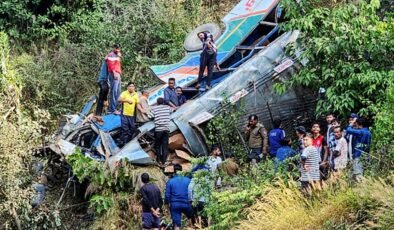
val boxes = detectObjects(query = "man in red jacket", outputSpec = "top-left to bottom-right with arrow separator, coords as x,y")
106,44 -> 122,113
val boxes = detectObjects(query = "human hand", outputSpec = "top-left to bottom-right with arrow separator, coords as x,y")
114,72 -> 120,80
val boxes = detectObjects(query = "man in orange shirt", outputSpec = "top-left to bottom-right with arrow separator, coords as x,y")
106,44 -> 122,113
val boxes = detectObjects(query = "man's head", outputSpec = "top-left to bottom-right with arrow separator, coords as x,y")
141,173 -> 150,184
142,90 -> 150,98
333,126 -> 342,139
176,87 -> 183,96
295,126 -> 306,137
311,122 -> 321,135
198,32 -> 206,41
127,82 -> 135,93
331,119 -> 339,127
326,112 -> 335,125
168,78 -> 176,89
348,113 -> 358,124
210,145 -> 221,157
248,114 -> 258,127
157,97 -> 164,105
173,164 -> 182,174
273,119 -> 282,129
303,132 -> 314,147
113,43 -> 121,54
355,117 -> 367,128
280,137 -> 292,147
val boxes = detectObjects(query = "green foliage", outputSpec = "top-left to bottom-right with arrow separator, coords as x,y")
370,82 -> 394,174
281,0 -> 394,118
90,194 -> 114,214
206,101 -> 248,162
205,159 -> 299,229
0,32 -> 55,229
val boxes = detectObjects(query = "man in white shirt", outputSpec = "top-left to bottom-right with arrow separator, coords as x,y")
206,145 -> 223,187
332,126 -> 348,172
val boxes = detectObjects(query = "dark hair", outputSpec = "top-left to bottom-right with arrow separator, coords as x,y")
248,114 -> 258,121
157,97 -> 164,105
355,117 -> 367,127
273,119 -> 282,129
326,112 -> 335,117
280,137 -> 291,146
168,78 -> 176,82
127,82 -> 135,87
312,121 -> 321,127
173,164 -> 182,173
211,144 -> 220,152
305,132 -> 314,139
113,43 -> 121,49
331,119 -> 338,124
141,173 -> 149,183
333,126 -> 342,132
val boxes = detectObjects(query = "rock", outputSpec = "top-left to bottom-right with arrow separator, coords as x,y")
164,165 -> 174,173
168,133 -> 186,150
32,162 -> 44,175
221,158 -> 239,176
31,183 -> 46,207
175,150 -> 192,162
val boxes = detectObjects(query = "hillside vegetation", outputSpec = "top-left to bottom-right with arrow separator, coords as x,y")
0,0 -> 393,229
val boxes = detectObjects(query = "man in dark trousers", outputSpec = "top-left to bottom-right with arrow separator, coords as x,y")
165,164 -> 194,230
106,44 -> 122,113
95,60 -> 109,116
244,114 -> 268,166
118,82 -> 139,145
140,173 -> 163,230
197,32 -> 220,90
149,97 -> 172,165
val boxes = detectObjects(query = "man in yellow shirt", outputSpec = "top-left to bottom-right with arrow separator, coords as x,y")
118,82 -> 139,145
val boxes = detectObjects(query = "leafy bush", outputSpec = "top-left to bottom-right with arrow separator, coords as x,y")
281,0 -> 394,117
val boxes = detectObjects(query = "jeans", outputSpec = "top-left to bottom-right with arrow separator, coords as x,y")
95,80 -> 109,116
198,50 -> 216,87
121,115 -> 135,145
170,202 -> 194,227
108,73 -> 121,113
154,131 -> 169,164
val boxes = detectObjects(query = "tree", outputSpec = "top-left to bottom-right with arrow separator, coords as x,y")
280,0 -> 394,118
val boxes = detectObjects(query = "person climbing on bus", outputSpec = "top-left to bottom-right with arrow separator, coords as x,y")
197,32 -> 220,90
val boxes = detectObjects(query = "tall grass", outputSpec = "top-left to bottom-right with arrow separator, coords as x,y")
237,175 -> 394,230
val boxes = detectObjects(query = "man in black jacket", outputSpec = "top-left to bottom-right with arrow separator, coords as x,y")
140,173 -> 163,230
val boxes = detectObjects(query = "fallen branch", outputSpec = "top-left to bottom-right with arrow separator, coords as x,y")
11,207 -> 21,230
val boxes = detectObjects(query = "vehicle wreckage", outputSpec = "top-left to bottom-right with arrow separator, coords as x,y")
49,0 -> 316,171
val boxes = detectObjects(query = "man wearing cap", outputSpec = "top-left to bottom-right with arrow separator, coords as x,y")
106,44 -> 122,113
118,82 -> 139,145
345,117 -> 372,181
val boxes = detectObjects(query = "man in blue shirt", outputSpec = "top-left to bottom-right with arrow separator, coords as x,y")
275,137 -> 296,172
269,119 -> 285,158
346,117 -> 372,181
165,164 -> 194,230
164,78 -> 179,110
176,87 -> 187,106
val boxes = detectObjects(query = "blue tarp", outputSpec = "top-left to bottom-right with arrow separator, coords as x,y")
94,114 -> 121,132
